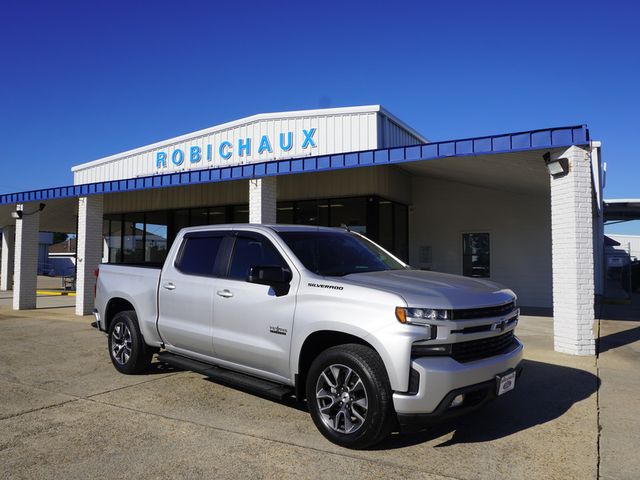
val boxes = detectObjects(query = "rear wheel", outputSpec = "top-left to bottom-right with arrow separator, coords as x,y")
306,344 -> 394,449
107,310 -> 154,374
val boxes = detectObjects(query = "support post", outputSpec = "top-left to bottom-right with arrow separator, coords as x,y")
249,177 -> 277,224
1,225 -> 15,291
13,205 -> 40,310
550,146 -> 596,355
76,196 -> 104,316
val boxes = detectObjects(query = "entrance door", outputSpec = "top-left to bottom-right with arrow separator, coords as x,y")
212,232 -> 298,380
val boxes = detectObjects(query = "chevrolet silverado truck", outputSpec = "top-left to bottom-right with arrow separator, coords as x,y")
93,224 -> 523,449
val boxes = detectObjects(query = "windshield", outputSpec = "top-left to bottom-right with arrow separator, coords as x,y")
278,230 -> 407,276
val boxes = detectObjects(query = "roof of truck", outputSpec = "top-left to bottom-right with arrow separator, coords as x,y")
179,224 -> 348,234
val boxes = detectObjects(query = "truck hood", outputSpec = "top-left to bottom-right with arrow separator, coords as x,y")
339,269 -> 514,309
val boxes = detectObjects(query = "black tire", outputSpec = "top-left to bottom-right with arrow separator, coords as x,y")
107,310 -> 154,374
306,344 -> 394,449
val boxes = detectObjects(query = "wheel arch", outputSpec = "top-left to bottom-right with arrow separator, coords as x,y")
104,297 -> 136,332
295,330 -> 379,401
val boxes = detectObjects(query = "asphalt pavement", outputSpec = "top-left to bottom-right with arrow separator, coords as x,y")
0,297 -> 637,480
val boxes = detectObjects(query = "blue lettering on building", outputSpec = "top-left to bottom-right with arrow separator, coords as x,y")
302,128 -> 317,149
238,138 -> 251,157
280,132 -> 293,151
219,141 -> 232,160
190,146 -> 201,163
156,152 -> 167,168
154,129 -> 318,169
258,135 -> 272,154
172,149 -> 184,166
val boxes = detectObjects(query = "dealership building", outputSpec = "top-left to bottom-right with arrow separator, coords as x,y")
0,105 -> 605,355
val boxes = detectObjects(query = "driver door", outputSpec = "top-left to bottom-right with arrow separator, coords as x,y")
212,231 -> 298,381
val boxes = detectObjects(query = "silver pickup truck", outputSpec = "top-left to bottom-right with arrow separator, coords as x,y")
94,224 -> 523,449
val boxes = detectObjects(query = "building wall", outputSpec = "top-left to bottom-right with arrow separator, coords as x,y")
103,166 -> 412,214
408,176 -> 552,307
278,166 -> 412,205
103,180 -> 249,214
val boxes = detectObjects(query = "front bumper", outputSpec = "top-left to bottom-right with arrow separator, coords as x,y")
393,337 -> 523,418
396,363 -> 523,431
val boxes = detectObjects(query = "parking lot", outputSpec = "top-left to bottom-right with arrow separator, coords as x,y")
0,296 -> 638,480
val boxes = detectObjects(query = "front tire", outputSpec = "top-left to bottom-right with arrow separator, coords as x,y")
107,310 -> 154,374
306,344 -> 394,449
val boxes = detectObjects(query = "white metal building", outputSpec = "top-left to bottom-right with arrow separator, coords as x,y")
0,105 -> 605,355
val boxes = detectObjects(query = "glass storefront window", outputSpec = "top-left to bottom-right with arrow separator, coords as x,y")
107,218 -> 122,263
122,213 -> 144,264
378,200 -> 394,253
394,203 -> 408,262
296,200 -> 329,226
102,196 -> 409,266
144,211 -> 168,264
232,205 -> 249,223
190,208 -> 209,226
277,202 -> 294,224
174,209 -> 190,237
207,206 -> 227,224
329,197 -> 367,234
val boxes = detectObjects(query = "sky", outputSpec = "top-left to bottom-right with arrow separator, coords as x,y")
1,0 -> 639,233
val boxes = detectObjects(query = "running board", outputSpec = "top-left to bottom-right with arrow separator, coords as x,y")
157,352 -> 294,401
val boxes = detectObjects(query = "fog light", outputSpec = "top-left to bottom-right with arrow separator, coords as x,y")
450,394 -> 464,408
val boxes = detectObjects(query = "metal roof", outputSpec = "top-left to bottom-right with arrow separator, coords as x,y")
0,124 -> 589,206
71,105 -> 428,172
604,199 -> 640,222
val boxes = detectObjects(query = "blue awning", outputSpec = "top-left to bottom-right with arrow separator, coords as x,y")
0,125 -> 589,205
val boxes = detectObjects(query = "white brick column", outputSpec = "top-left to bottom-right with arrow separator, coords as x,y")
76,196 -> 104,316
249,177 -> 277,224
550,146 -> 595,355
1,225 -> 15,291
13,205 -> 40,310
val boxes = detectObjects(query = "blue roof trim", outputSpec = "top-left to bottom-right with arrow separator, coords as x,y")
0,125 -> 589,206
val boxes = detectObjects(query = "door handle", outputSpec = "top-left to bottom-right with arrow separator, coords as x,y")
162,282 -> 176,291
217,289 -> 233,298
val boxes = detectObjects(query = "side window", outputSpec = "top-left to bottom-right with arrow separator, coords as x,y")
228,235 -> 288,281
462,233 -> 490,278
176,235 -> 223,276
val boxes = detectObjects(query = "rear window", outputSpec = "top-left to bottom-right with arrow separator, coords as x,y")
176,236 -> 223,276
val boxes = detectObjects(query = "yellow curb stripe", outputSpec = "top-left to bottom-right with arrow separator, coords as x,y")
36,290 -> 77,297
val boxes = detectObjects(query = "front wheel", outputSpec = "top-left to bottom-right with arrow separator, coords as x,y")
306,344 -> 395,449
107,310 -> 154,374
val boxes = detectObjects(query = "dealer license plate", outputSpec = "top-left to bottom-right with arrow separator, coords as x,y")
496,371 -> 516,396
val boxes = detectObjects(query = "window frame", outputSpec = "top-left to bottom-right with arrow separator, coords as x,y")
223,231 -> 291,282
173,231 -> 230,278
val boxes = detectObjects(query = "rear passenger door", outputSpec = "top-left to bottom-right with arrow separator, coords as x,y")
212,231 -> 298,381
157,231 -> 228,359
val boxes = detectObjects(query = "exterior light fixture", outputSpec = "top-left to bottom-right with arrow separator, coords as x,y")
543,152 -> 569,177
10,203 -> 46,220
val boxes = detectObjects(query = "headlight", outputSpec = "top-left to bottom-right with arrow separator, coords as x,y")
395,307 -> 444,340
395,307 -> 448,325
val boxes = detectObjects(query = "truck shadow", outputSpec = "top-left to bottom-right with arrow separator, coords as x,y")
374,359 -> 599,450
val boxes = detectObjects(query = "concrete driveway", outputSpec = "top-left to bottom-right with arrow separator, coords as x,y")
0,303 -> 636,480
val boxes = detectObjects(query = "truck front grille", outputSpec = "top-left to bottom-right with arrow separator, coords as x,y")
451,301 -> 515,320
450,331 -> 517,363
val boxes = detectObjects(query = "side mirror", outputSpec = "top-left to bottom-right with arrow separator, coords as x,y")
248,266 -> 292,296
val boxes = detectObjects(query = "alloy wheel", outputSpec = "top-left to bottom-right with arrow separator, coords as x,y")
315,364 -> 369,434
